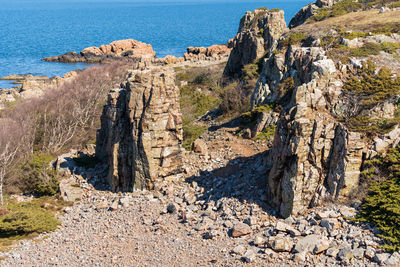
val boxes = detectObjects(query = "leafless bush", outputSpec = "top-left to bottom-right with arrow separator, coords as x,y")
219,82 -> 251,116
0,119 -> 25,205
0,62 -> 130,194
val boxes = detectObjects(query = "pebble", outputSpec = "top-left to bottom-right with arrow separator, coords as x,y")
231,223 -> 252,238
167,203 -> 177,214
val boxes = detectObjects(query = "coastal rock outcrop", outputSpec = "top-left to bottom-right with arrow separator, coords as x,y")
43,39 -> 156,63
251,41 -> 400,217
223,8 -> 287,77
288,0 -> 339,28
184,44 -> 232,61
95,68 -> 183,192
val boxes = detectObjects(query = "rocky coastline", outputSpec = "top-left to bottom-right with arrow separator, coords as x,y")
42,39 -> 232,64
1,1 -> 400,266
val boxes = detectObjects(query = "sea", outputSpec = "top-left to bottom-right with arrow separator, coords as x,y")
0,0 -> 310,88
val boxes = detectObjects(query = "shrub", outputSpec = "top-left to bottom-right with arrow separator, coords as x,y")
182,121 -> 206,150
0,63 -> 129,195
344,61 -> 400,104
177,67 -> 221,89
355,147 -> 400,251
18,153 -> 59,197
192,72 -> 213,85
180,86 -> 220,120
0,200 -> 59,236
219,82 -> 251,116
175,64 -> 226,149
343,115 -> 398,136
241,104 -> 275,121
342,62 -> 400,135
350,42 -> 382,57
278,77 -> 295,99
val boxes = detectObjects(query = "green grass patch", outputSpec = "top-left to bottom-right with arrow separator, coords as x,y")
310,0 -> 362,22
381,42 -> 400,54
281,32 -> 308,47
5,101 -> 18,108
241,103 -> 275,119
327,40 -> 400,63
254,125 -> 276,140
371,22 -> 400,35
345,31 -> 368,40
350,42 -> 383,57
389,1 -> 400,8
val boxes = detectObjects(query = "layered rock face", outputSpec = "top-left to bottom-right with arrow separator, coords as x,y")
43,39 -> 156,63
252,45 -> 400,217
95,68 -> 183,192
223,8 -> 287,77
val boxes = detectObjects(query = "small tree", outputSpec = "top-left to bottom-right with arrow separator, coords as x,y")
0,119 -> 21,206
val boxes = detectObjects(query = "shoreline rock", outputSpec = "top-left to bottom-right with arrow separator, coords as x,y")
42,38 -> 232,65
43,39 -> 156,63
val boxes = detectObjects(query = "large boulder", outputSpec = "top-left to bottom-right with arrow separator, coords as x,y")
95,68 -> 183,191
223,8 -> 287,77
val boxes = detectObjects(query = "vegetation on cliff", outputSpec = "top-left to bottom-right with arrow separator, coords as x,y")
341,61 -> 400,135
357,146 -> 400,251
310,0 -> 400,23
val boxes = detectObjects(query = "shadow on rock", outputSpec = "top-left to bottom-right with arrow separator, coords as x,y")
185,150 -> 276,218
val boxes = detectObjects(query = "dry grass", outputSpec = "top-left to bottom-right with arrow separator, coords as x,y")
292,9 -> 400,36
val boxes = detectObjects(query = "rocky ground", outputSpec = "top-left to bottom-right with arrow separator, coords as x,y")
2,121 -> 399,266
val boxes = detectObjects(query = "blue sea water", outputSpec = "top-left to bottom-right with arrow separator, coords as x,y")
0,0 -> 310,88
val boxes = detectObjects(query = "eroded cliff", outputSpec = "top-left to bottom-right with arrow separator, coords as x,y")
95,68 -> 183,191
223,8 -> 287,77
249,13 -> 400,217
